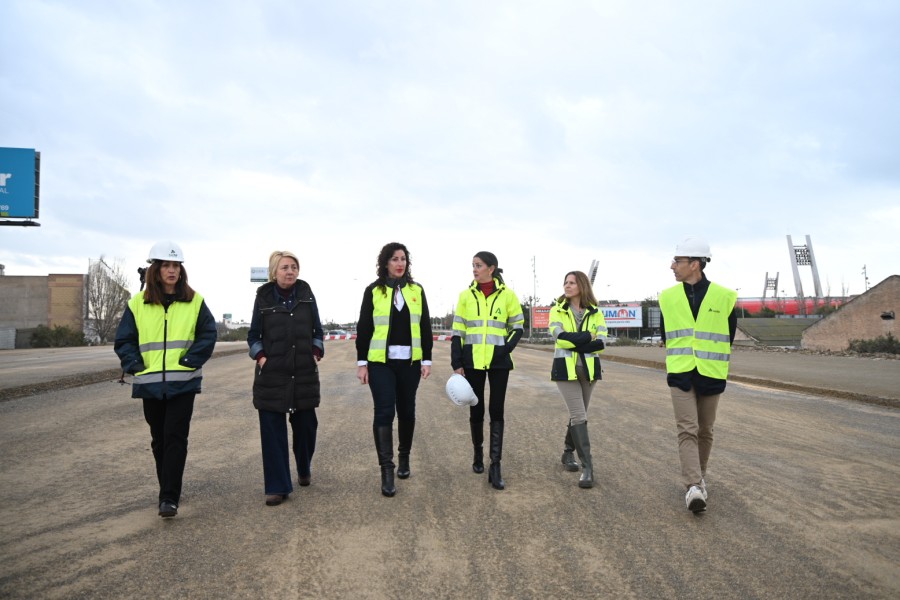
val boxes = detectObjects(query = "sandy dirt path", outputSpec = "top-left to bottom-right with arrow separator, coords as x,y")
1,341 -> 897,598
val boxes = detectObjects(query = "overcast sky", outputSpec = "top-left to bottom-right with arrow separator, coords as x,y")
2,0 -> 898,324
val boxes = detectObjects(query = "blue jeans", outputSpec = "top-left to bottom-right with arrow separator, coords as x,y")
258,408 -> 318,494
367,360 -> 421,427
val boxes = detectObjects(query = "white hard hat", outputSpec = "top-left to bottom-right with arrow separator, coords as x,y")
446,374 -> 479,407
147,240 -> 185,264
674,236 -> 711,261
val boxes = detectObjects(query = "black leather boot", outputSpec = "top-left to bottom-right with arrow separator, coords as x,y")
570,422 -> 593,489
397,420 -> 415,479
488,421 -> 505,490
373,425 -> 396,497
561,426 -> 579,472
470,421 -> 484,474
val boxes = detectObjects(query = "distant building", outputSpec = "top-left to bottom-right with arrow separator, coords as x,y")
223,317 -> 251,330
801,275 -> 899,352
0,274 -> 85,349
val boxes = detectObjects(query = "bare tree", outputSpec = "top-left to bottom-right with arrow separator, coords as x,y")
86,256 -> 132,344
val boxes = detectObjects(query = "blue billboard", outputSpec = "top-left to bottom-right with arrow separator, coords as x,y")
0,147 -> 40,219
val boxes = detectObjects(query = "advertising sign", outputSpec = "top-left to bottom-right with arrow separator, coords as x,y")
531,305 -> 552,329
648,306 -> 661,328
250,267 -> 268,282
601,304 -> 643,328
0,148 -> 39,218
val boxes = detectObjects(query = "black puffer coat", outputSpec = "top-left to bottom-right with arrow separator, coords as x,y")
248,280 -> 323,412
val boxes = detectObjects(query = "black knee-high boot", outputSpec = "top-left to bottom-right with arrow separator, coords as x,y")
562,426 -> 579,472
570,422 -> 593,489
488,421 -> 505,490
373,425 -> 396,497
470,421 -> 484,474
397,420 -> 415,479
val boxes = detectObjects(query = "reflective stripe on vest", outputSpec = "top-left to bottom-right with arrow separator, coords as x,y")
367,283 -> 424,363
451,278 -> 524,370
659,282 -> 736,379
549,301 -> 607,380
129,291 -> 204,380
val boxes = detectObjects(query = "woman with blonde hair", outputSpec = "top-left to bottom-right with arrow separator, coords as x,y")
248,250 -> 324,506
548,270 -> 608,488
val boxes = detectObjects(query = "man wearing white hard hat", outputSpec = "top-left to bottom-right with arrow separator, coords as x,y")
658,237 -> 737,514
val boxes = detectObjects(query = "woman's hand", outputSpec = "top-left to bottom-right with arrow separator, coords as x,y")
453,368 -> 464,376
357,365 -> 368,385
421,365 -> 431,380
257,357 -> 267,369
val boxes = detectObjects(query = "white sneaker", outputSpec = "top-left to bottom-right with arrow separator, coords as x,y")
685,485 -> 707,513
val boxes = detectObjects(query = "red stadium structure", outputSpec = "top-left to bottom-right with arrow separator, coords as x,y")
735,297 -> 848,316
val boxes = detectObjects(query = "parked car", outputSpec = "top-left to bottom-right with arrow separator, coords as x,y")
327,329 -> 349,337
605,336 -> 619,345
639,335 -> 662,344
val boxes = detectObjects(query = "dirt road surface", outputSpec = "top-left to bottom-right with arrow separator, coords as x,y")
1,341 -> 897,599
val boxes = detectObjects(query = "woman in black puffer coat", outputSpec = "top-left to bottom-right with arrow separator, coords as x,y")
248,250 -> 324,506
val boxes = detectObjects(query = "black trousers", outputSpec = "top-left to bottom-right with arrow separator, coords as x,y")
368,360 -> 420,427
143,393 -> 195,505
465,368 -> 509,423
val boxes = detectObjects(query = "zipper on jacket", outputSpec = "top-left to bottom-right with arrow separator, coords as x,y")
576,307 -> 589,373
477,286 -> 503,370
289,293 -> 314,412
162,304 -> 169,389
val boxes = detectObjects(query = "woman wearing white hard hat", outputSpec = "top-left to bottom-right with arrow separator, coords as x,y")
548,270 -> 608,489
356,242 -> 433,497
114,241 -> 218,518
248,250 -> 325,506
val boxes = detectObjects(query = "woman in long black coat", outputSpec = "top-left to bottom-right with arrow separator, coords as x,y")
248,250 -> 324,506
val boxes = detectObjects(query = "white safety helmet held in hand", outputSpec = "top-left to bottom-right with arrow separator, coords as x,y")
674,236 -> 711,261
147,240 -> 185,263
446,374 -> 478,407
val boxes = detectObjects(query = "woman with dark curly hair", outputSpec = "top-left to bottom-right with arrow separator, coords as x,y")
356,242 -> 433,497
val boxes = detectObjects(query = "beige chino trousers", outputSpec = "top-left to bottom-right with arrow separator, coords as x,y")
556,365 -> 594,425
670,386 -> 720,489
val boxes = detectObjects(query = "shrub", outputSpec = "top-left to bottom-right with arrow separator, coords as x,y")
847,333 -> 900,354
218,327 -> 250,342
31,324 -> 87,348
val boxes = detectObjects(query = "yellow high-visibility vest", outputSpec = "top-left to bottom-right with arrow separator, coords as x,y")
548,300 -> 608,381
129,291 -> 204,385
452,279 -> 525,370
659,282 -> 736,380
367,283 -> 424,363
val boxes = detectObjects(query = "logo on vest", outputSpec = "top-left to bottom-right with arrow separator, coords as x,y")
707,308 -> 720,313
